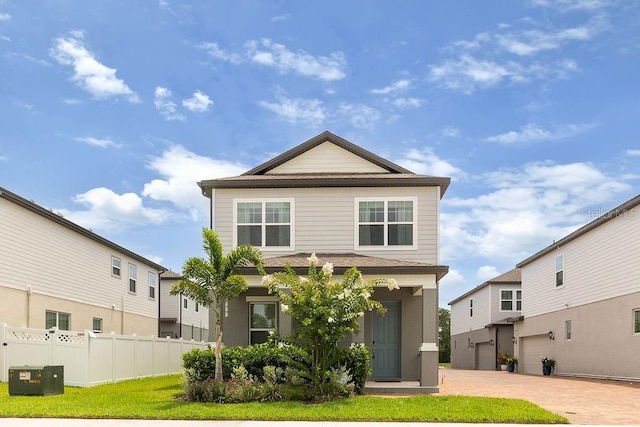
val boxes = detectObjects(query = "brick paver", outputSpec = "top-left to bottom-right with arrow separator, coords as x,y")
436,368 -> 640,425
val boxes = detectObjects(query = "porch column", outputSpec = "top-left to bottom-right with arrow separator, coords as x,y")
420,277 -> 439,390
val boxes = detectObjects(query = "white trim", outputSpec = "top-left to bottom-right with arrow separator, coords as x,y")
353,197 -> 418,251
419,343 -> 438,352
633,308 -> 640,335
555,252 -> 565,288
499,288 -> 521,312
233,198 -> 295,251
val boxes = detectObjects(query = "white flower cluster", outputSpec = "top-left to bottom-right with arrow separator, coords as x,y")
321,262 -> 334,276
386,279 -> 399,291
307,253 -> 319,266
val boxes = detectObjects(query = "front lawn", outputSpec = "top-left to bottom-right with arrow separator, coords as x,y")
0,375 -> 567,423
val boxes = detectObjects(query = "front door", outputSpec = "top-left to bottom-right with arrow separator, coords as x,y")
372,300 -> 401,379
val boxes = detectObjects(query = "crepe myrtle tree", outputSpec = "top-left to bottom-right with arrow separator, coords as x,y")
263,253 -> 399,393
170,228 -> 264,381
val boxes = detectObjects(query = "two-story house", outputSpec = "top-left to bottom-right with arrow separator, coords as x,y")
160,270 -> 210,340
514,194 -> 640,379
449,269 -> 521,370
0,186 -> 166,336
197,131 -> 450,390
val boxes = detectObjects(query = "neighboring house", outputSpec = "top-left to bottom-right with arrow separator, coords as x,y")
197,131 -> 450,391
160,270 -> 209,340
0,186 -> 166,336
514,194 -> 640,379
449,269 -> 521,370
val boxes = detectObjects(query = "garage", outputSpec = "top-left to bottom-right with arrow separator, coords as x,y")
520,335 -> 552,375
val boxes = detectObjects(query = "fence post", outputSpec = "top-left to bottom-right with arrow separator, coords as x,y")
0,323 -> 7,382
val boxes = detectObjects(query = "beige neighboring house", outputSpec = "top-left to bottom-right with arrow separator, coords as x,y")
449,268 -> 521,370
160,270 -> 209,340
515,194 -> 640,379
197,131 -> 450,391
0,186 -> 165,336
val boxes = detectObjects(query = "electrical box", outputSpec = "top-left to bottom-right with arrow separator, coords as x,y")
8,365 -> 64,396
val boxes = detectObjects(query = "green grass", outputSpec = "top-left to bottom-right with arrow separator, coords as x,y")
0,375 -> 567,423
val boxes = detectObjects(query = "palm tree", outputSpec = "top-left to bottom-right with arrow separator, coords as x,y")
170,228 -> 264,381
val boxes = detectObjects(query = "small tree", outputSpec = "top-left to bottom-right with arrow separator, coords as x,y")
263,253 -> 398,395
170,228 -> 264,381
438,307 -> 451,363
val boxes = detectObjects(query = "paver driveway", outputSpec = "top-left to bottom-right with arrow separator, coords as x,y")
436,368 -> 640,425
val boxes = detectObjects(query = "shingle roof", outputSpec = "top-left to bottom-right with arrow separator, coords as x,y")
240,252 -> 449,280
447,268 -> 521,305
198,132 -> 451,197
161,270 -> 182,279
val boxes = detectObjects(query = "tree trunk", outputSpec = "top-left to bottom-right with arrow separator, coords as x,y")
214,311 -> 223,381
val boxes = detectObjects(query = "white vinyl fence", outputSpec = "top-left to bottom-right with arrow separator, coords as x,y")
0,323 -> 209,387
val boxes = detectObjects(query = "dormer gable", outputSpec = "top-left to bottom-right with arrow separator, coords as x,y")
242,131 -> 412,176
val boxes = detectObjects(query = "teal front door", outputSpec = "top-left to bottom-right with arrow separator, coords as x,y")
372,301 -> 401,379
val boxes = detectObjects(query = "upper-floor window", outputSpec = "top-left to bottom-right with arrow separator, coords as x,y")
555,253 -> 564,287
634,309 -> 640,334
148,272 -> 156,299
469,299 -> 473,317
129,264 -> 137,293
565,320 -> 572,340
235,199 -> 293,249
183,298 -> 188,310
500,289 -> 522,311
356,198 -> 416,248
46,310 -> 70,330
195,302 -> 199,313
112,256 -> 121,278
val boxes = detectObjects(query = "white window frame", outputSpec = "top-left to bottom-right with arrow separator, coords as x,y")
634,309 -> 640,335
469,299 -> 473,318
112,256 -> 121,278
354,197 -> 418,250
129,263 -> 137,294
183,298 -> 188,310
500,289 -> 514,311
195,302 -> 199,313
248,301 -> 278,345
46,310 -> 70,330
565,320 -> 572,340
516,290 -> 522,311
233,198 -> 295,251
148,272 -> 156,300
555,253 -> 564,287
93,317 -> 103,333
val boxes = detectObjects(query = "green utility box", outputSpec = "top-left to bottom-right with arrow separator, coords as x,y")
8,365 -> 64,396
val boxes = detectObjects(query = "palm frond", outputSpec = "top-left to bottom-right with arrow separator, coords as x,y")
222,244 -> 265,277
202,228 -> 224,274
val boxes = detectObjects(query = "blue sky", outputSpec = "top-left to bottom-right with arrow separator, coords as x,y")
1,0 -> 638,307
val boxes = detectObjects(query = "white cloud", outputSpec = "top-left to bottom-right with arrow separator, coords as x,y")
392,97 -> 424,109
154,87 -> 185,121
442,127 -> 460,138
396,148 -> 463,178
0,35 -> 10,42
259,92 -> 325,126
484,122 -> 597,144
0,153 -> 7,161
74,136 -> 121,148
477,266 -> 500,281
200,42 -> 242,64
271,13 -> 291,22
439,269 -> 466,292
529,0 -> 610,12
182,90 -> 213,113
440,161 -> 631,265
370,79 -> 411,95
0,12 -> 10,21
245,38 -> 346,81
59,187 -> 173,232
63,98 -> 82,105
142,145 -> 247,219
49,31 -> 139,102
337,103 -> 380,130
626,149 -> 640,156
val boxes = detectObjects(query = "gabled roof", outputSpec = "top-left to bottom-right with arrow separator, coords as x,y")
0,186 -> 167,272
516,193 -> 640,268
243,131 -> 412,175
239,252 -> 449,281
448,268 -> 521,305
198,131 -> 451,197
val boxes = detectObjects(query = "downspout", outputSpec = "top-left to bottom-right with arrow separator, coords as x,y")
26,285 -> 32,328
121,296 -> 125,334
157,269 -> 164,337
494,326 -> 500,371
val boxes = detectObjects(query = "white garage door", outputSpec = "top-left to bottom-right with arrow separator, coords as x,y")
521,335 -> 551,375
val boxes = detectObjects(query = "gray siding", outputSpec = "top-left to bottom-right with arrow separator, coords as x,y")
450,285 -> 491,336
213,186 -> 439,264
